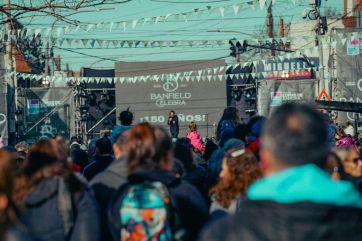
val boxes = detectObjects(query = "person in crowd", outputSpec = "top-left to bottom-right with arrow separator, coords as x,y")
70,149 -> 89,173
187,121 -> 204,153
209,147 -> 261,218
245,116 -> 266,157
325,114 -> 338,149
168,110 -> 179,138
111,108 -> 133,145
174,138 -> 208,200
208,138 -> 245,188
14,141 -> 29,170
337,130 -> 357,147
233,123 -> 248,143
200,103 -> 362,241
15,139 -> 100,241
216,107 -> 240,147
172,159 -> 185,179
108,123 -> 208,241
344,121 -> 355,137
334,147 -> 362,193
0,150 -> 39,241
216,107 -> 241,147
324,151 -> 349,180
90,127 -> 130,241
202,139 -> 219,167
82,137 -> 113,181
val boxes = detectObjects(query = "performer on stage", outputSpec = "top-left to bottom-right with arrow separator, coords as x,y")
168,110 -> 179,138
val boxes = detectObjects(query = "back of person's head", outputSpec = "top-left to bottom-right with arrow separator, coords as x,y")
70,149 -> 89,170
125,123 -> 173,173
23,139 -> 60,177
202,139 -> 218,162
325,151 -> 348,180
210,147 -> 262,208
262,103 -> 328,167
70,136 -> 78,143
15,141 -> 29,153
174,138 -> 195,172
0,150 -> 18,239
188,122 -> 197,132
221,107 -> 239,122
95,137 -> 113,155
119,108 -> 133,126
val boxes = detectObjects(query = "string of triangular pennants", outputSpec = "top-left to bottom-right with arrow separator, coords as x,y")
8,64 -> 319,85
1,30 -> 361,52
0,0 -> 306,38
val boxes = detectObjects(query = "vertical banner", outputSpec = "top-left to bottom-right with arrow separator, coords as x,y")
336,29 -> 362,124
257,79 -> 317,116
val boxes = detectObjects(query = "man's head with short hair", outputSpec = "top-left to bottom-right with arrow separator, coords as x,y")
261,103 -> 328,175
95,137 -> 113,155
119,108 -> 133,126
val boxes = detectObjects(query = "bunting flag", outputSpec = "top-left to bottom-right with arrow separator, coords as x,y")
11,62 -> 320,85
3,30 -> 361,54
0,0 -> 316,37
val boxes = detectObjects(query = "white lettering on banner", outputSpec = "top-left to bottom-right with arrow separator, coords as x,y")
151,78 -> 192,108
139,114 -> 206,123
0,113 -> 6,125
357,79 -> 362,92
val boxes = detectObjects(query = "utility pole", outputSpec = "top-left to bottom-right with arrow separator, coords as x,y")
267,3 -> 275,56
314,0 -> 325,96
5,0 -> 16,145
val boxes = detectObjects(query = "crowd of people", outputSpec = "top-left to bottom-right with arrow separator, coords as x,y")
2,103 -> 362,241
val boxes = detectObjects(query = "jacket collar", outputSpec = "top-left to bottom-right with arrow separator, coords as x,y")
128,169 -> 180,187
248,164 -> 362,208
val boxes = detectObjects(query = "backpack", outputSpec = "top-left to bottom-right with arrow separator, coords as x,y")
111,181 -> 184,241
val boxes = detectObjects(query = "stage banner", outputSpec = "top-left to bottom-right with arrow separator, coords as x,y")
116,78 -> 226,137
115,61 -> 227,138
21,87 -> 74,143
0,54 -> 7,144
257,79 -> 317,116
335,29 -> 362,124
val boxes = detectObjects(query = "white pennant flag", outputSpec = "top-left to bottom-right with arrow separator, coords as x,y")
81,39 -> 88,47
122,22 -> 128,31
155,16 -> 161,24
66,39 -> 73,46
233,5 -> 241,15
260,0 -> 266,9
219,7 -> 225,18
120,77 -> 125,84
87,24 -> 95,32
110,22 -> 114,32
143,18 -> 151,25
96,39 -> 104,47
165,13 -> 172,21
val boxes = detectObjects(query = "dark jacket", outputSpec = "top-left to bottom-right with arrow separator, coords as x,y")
199,200 -> 362,241
183,165 -> 209,202
21,177 -> 100,241
168,115 -> 179,136
90,158 -> 128,241
82,155 -> 114,181
109,169 -> 208,241
6,225 -> 42,241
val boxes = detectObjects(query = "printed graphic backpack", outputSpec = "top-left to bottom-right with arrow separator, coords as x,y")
116,181 -> 184,241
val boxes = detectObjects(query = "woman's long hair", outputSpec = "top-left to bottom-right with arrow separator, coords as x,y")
14,139 -> 85,205
0,150 -> 18,241
126,123 -> 173,173
210,148 -> 262,208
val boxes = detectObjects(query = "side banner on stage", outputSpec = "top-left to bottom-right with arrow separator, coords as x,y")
257,79 -> 317,116
20,87 -> 74,143
0,54 -> 7,143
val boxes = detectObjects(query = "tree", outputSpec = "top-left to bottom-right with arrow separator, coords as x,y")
0,0 -> 132,25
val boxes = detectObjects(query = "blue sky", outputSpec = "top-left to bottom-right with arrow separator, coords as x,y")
16,0 -> 343,71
